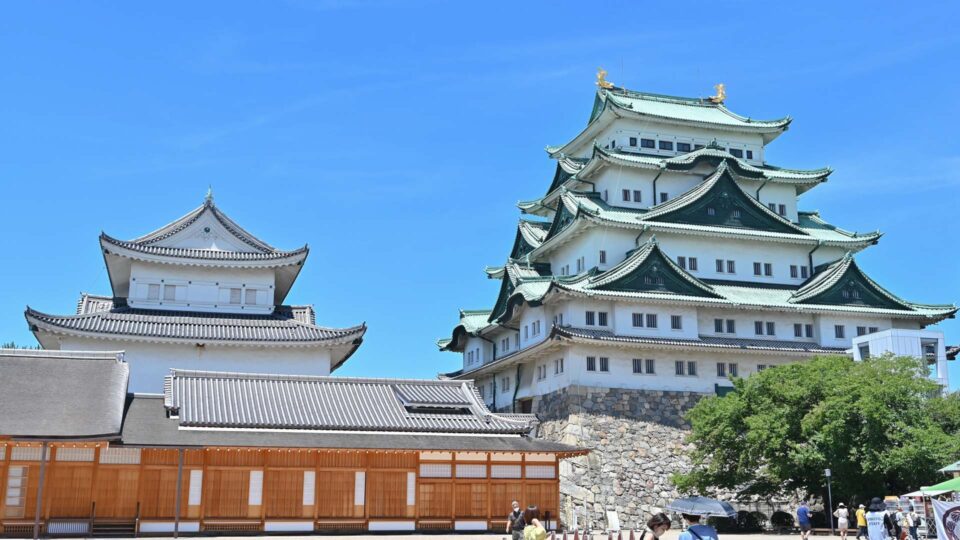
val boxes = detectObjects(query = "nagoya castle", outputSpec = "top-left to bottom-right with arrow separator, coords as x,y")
438,72 -> 956,527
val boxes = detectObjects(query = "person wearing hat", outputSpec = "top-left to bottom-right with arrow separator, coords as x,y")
856,504 -> 868,540
834,503 -> 850,540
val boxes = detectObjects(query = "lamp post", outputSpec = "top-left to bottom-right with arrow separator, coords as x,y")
825,469 -> 835,536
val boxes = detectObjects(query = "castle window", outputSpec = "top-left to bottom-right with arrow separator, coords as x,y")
801,266 -> 810,279
599,250 -> 607,264
646,314 -> 658,328
754,321 -> 764,335
643,275 -> 664,286
790,265 -> 799,278
768,202 -> 777,212
659,192 -> 668,203
501,377 -> 510,391
707,207 -> 716,216
688,257 -> 698,271
716,259 -> 724,273
716,362 -> 727,377
835,325 -> 846,339
163,284 -> 178,302
622,189 -> 630,201
641,138 -> 655,149
632,313 -> 644,327
754,262 -> 762,276
732,209 -> 741,218
726,260 -> 736,274
677,256 -> 686,269
726,319 -> 736,334
757,364 -> 767,371
645,359 -> 655,374
766,322 -> 775,336
714,318 -> 724,333
671,315 -> 682,330
599,357 -> 609,372
869,326 -> 879,334
778,204 -> 787,216
229,288 -> 242,304
764,263 -> 773,276
147,284 -> 161,301
244,289 -> 257,305
629,137 -> 637,147
805,324 -> 814,338
586,356 -> 596,372
746,150 -> 754,159
633,190 -> 642,202
677,142 -> 691,152
794,323 -> 803,338
598,312 -> 608,326
857,326 -> 867,336
675,361 -> 685,376
603,190 -> 608,202
555,358 -> 564,374
632,358 -> 643,374
687,361 -> 698,376
658,140 -> 673,151
585,311 -> 595,326
729,148 -> 744,158
729,363 -> 739,377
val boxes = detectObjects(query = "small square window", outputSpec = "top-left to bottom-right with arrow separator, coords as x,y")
599,357 -> 609,372
746,150 -> 754,159
726,319 -> 736,334
676,142 -> 691,152
869,326 -> 879,334
729,363 -> 739,377
677,256 -> 687,269
671,315 -> 682,330
732,209 -> 741,218
801,266 -> 809,279
707,207 -> 716,216
632,358 -> 643,374
766,322 -> 775,336
730,148 -> 744,158
716,362 -> 726,377
857,326 -> 867,336
585,311 -> 595,326
622,189 -> 631,201
632,190 -> 642,202
716,259 -> 724,273
794,323 -> 803,338
629,137 -> 637,147
714,318 -> 724,333
640,138 -> 655,149
754,321 -> 764,335
835,325 -> 845,339
757,364 -> 767,371
675,361 -> 685,376
147,284 -> 161,301
586,357 -> 596,372
805,324 -> 814,338
658,140 -> 674,151
778,204 -> 787,216
244,288 -> 257,305
600,250 -> 607,264
768,202 -> 777,212
687,361 -> 698,376
753,262 -> 762,276
764,263 -> 773,276
163,284 -> 177,302
689,257 -> 698,271
598,312 -> 608,326
645,359 -> 655,374
646,314 -> 658,328
229,288 -> 242,304
659,192 -> 668,203
727,260 -> 736,274
790,265 -> 799,278
632,313 -> 644,327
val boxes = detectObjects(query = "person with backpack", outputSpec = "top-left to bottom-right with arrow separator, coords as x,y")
507,500 -> 526,540
866,498 -> 895,540
678,513 -> 719,540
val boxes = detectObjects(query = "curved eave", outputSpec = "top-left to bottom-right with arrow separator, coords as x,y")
25,307 -> 366,349
328,325 -> 367,372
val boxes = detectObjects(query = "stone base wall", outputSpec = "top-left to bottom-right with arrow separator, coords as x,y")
526,386 -> 793,531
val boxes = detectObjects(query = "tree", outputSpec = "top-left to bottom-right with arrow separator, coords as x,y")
672,355 -> 960,503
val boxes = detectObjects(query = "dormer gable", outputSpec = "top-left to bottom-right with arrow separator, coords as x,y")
585,239 -> 721,298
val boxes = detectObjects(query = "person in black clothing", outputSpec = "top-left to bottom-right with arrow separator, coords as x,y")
507,500 -> 526,540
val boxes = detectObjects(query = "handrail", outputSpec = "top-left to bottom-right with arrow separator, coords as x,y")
89,501 -> 96,538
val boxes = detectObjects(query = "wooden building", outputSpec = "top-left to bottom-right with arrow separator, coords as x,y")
0,350 -> 584,537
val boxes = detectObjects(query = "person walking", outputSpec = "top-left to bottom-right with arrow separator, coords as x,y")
638,513 -> 671,540
678,513 -> 719,540
906,507 -> 919,540
522,505 -> 547,540
507,500 -> 526,540
856,504 -> 868,540
894,507 -> 905,540
866,498 -> 894,540
835,503 -> 850,540
797,501 -> 813,540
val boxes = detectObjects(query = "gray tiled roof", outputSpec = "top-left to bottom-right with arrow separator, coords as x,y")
0,349 -> 129,439
26,304 -> 365,346
73,293 -> 318,324
101,233 -> 308,263
121,396 -> 579,453
163,369 -> 537,434
557,326 -> 848,355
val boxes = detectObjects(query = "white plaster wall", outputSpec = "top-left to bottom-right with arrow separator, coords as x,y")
816,314 -> 895,349
548,227 -> 646,275
462,336 -> 493,370
518,306 -> 548,350
697,308 -> 822,342
754,182 -> 799,222
56,336 -> 333,393
128,261 -> 276,314
611,303 -> 699,339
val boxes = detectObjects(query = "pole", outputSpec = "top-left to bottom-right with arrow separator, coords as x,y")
825,469 -> 835,536
174,448 -> 184,539
33,442 -> 48,540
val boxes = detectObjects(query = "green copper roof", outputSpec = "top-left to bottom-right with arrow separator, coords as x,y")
587,239 -> 721,298
437,309 -> 494,352
790,254 -> 916,310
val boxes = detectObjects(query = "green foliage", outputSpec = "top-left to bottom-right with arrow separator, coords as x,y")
673,355 -> 960,502
2,341 -> 40,350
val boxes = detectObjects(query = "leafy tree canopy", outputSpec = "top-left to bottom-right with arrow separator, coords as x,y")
673,355 -> 960,503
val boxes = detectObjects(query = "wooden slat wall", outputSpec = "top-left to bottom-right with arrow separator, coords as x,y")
0,445 -> 565,529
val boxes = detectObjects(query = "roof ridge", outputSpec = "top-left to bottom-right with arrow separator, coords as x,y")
168,368 -> 475,386
0,348 -> 124,360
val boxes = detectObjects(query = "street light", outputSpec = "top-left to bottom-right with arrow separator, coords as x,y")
825,469 -> 835,536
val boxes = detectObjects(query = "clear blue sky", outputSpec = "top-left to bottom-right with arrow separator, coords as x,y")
2,1 -> 958,387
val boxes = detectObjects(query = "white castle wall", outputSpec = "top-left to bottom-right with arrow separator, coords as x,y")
128,261 -> 276,314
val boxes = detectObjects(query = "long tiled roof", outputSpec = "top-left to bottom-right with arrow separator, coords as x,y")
100,233 -> 309,264
163,369 -> 537,434
0,349 -> 129,439
556,326 -> 848,355
25,304 -> 366,346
